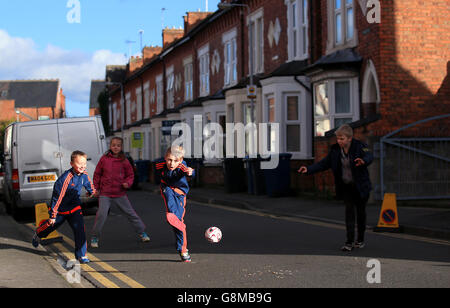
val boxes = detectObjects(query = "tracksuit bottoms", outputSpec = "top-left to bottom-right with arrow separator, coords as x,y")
36,206 -> 87,259
91,195 -> 146,237
160,186 -> 188,253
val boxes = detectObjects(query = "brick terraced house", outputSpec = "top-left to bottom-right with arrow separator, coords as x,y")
104,0 -> 450,201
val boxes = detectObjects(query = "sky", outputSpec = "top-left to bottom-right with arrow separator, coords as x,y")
0,0 -> 220,117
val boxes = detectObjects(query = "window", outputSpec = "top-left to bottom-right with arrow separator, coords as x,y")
136,87 -> 142,121
327,0 -> 356,52
314,78 -> 358,136
143,82 -> 150,119
249,9 -> 264,74
166,66 -> 174,109
198,45 -> 210,97
125,92 -> 131,125
156,74 -> 163,114
286,95 -> 301,152
223,29 -> 238,87
243,102 -> 257,155
267,96 -> 277,152
184,59 -> 193,101
286,0 -> 308,60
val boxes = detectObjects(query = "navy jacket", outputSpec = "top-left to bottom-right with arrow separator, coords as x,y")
155,160 -> 194,195
307,139 -> 373,200
50,168 -> 96,218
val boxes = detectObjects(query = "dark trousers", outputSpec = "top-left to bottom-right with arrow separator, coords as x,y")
36,208 -> 87,259
342,183 -> 368,244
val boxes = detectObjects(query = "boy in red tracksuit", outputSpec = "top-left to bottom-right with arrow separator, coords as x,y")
90,137 -> 149,248
32,151 -> 95,264
155,146 -> 194,262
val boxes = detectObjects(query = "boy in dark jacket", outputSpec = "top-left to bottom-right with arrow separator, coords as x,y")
32,151 -> 96,263
298,124 -> 373,251
155,146 -> 194,262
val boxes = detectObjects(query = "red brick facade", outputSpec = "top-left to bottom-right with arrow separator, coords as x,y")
105,0 -> 449,195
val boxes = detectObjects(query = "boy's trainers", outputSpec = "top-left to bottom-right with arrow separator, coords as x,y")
78,257 -> 90,264
341,243 -> 354,252
90,236 -> 99,248
180,251 -> 191,263
354,241 -> 365,249
32,233 -> 40,248
139,232 -> 150,242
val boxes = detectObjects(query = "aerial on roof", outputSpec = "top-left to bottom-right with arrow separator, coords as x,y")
0,80 -> 60,108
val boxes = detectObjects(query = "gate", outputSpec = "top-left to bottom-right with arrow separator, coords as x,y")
379,114 -> 450,200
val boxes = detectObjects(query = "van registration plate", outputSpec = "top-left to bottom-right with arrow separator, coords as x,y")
27,175 -> 56,183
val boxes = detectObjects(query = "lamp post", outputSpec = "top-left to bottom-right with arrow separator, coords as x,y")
105,81 -> 124,139
218,2 -> 255,124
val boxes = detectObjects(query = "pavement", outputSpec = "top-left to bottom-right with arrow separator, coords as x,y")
0,182 -> 448,288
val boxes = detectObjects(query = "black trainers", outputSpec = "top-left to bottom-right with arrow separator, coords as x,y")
341,243 -> 354,252
32,233 -> 40,248
354,241 -> 365,249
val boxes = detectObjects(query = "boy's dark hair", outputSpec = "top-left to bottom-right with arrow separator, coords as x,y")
71,150 -> 87,162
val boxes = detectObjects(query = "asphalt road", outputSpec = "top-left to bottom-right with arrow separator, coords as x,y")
18,190 -> 450,288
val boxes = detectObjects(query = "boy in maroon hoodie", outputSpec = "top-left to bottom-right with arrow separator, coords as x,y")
90,137 -> 149,248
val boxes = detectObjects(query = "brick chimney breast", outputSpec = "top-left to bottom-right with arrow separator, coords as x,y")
162,28 -> 184,48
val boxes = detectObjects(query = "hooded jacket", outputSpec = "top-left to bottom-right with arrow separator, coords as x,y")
93,152 -> 134,197
307,139 -> 373,200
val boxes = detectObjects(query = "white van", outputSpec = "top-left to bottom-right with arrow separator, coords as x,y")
2,116 -> 107,218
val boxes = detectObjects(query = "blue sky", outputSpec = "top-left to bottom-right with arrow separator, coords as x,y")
0,0 -> 220,117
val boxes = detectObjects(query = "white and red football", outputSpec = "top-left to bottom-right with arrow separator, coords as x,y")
205,227 -> 222,243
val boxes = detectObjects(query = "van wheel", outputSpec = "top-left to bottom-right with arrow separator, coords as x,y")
11,198 -> 25,221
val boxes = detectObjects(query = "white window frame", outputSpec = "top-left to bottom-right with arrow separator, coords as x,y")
125,92 -> 131,125
156,74 -> 164,114
136,86 -> 142,121
313,77 -> 359,136
286,0 -> 309,61
166,66 -> 175,109
198,44 -> 210,97
284,93 -> 302,153
222,28 -> 238,87
183,56 -> 193,102
248,8 -> 264,74
143,81 -> 150,119
326,0 -> 357,54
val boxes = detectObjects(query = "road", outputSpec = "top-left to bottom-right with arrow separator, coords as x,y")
27,190 -> 450,288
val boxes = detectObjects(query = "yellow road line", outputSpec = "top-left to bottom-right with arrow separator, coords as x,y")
53,242 -> 119,288
62,235 -> 146,288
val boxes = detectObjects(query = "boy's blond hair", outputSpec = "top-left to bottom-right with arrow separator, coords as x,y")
165,145 -> 185,159
335,124 -> 353,138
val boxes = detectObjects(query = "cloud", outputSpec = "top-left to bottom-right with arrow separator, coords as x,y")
0,29 -> 127,105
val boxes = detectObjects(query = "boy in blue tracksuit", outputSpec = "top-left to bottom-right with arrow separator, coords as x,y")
155,146 -> 194,262
32,151 -> 96,263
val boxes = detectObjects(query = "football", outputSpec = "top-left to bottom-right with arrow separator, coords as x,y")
205,227 -> 222,243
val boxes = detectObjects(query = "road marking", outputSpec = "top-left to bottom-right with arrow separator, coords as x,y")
53,242 -> 120,288
26,223 -> 146,288
61,235 -> 146,288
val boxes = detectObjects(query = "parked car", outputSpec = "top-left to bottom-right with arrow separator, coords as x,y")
2,116 -> 107,218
